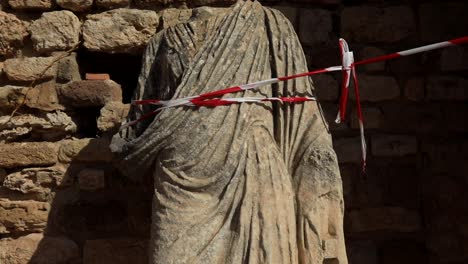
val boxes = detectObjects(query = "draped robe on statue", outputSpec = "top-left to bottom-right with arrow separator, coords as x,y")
112,2 -> 348,263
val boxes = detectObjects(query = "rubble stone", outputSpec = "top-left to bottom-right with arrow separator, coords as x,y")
59,80 -> 122,108
25,82 -> 65,111
0,142 -> 58,168
333,137 -> 362,164
83,9 -> 159,54
96,0 -> 131,9
8,0 -> 54,10
58,138 -> 113,163
159,8 -> 192,29
4,56 -> 57,82
56,0 -> 93,12
312,74 -> 339,101
30,11 -> 81,54
371,135 -> 418,157
346,207 -> 421,233
441,46 -> 468,72
0,111 -> 76,142
97,101 -> 130,134
0,199 -> 49,234
83,238 -> 148,264
351,75 -> 400,102
419,2 -> 468,42
426,76 -> 468,101
0,11 -> 29,57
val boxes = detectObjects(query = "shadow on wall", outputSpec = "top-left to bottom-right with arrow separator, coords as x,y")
29,136 -> 153,263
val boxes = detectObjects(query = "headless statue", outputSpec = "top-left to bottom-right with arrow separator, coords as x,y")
112,1 -> 348,263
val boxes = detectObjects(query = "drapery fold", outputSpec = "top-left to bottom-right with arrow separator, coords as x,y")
112,2 -> 347,263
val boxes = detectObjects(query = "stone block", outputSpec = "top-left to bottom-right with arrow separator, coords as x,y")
56,0 -> 93,12
0,111 -> 76,142
2,166 -> 68,201
419,2 -> 468,42
357,46 -> 385,72
98,101 -> 130,134
96,0 -> 131,9
350,107 -> 383,129
30,11 -> 81,54
0,11 -> 29,57
8,0 -> 54,10
379,104 -> 443,133
0,199 -> 49,234
56,53 -> 81,83
333,137 -> 362,164
58,80 -> 122,108
0,85 -> 26,110
312,74 -> 338,101
58,138 -> 113,163
351,75 -> 400,102
0,233 -> 79,264
78,169 -> 106,191
0,142 -> 58,168
25,81 -> 65,111
426,76 -> 468,101
441,46 -> 468,72
83,238 -> 148,264
371,134 -> 417,157
403,77 -> 424,101
346,207 -> 421,233
4,56 -> 57,82
299,8 -> 333,46
341,6 -> 416,43
83,9 -> 159,54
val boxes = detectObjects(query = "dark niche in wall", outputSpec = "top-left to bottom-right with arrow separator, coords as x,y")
77,51 -> 143,104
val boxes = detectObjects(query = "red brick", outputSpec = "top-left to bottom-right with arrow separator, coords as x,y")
86,73 -> 110,80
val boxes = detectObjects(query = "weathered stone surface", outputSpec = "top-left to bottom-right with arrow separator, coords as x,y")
426,76 -> 468,101
441,46 -> 468,72
135,0 -> 236,7
4,56 -> 57,81
0,11 -> 29,57
0,199 -> 49,234
113,3 -> 347,263
96,0 -> 131,9
371,135 -> 417,157
419,2 -> 468,42
346,207 -> 421,233
0,85 -> 26,110
351,75 -> 400,102
0,233 -> 80,264
2,166 -> 68,201
341,6 -> 416,43
159,8 -> 192,29
83,9 -> 159,54
55,53 -> 81,84
56,0 -> 92,11
347,240 -> 378,264
8,0 -> 54,10
0,142 -> 58,168
58,138 -> 112,163
30,11 -> 81,54
403,77 -> 424,101
299,8 -> 333,46
78,168 -> 105,191
59,80 -> 122,108
312,74 -> 338,101
0,111 -> 76,142
97,101 -> 130,134
333,137 -> 362,164
83,238 -> 148,264
25,82 -> 65,111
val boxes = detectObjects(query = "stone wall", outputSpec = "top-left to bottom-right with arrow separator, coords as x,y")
0,0 -> 467,263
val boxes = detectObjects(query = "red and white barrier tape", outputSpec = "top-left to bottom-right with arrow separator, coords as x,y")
124,36 -> 468,170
